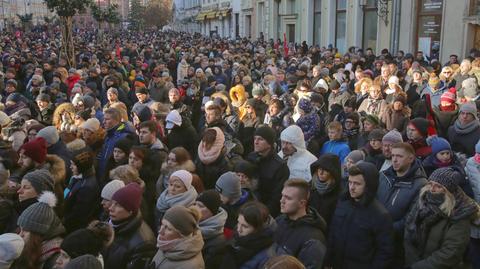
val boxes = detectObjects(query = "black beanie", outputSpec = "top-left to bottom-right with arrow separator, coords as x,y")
233,160 -> 256,179
61,229 -> 103,258
72,148 -> 94,174
196,190 -> 222,215
114,138 -> 133,154
408,118 -> 429,137
254,126 -> 276,146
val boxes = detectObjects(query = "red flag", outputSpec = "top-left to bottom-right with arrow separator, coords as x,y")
283,33 -> 289,57
115,44 -> 121,60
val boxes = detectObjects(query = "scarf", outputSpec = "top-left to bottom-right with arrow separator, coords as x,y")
366,97 -> 382,115
440,104 -> 456,111
313,176 -> 335,195
156,186 -> 198,213
198,140 -> 224,165
432,157 -> 452,168
343,127 -> 359,138
157,236 -> 183,251
454,119 -> 480,135
199,208 -> 228,240
40,237 -> 63,264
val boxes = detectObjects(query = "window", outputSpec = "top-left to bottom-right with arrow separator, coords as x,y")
313,0 -> 321,45
287,0 -> 296,14
362,0 -> 377,52
471,0 -> 480,15
416,0 -> 443,58
335,0 -> 347,52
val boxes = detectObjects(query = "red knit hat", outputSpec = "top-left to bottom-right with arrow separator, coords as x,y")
19,137 -> 47,164
111,183 -> 142,214
440,88 -> 456,104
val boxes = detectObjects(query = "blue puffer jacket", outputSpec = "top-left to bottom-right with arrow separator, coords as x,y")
377,159 -> 428,232
319,140 -> 350,164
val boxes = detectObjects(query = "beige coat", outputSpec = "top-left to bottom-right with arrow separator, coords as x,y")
152,231 -> 205,269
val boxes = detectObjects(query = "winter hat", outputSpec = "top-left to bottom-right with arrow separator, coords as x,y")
131,104 -> 152,122
80,118 -> 100,132
65,254 -> 102,269
111,183 -> 143,214
368,128 -> 385,141
329,79 -> 340,90
135,87 -> 149,95
19,137 -> 48,164
17,191 -> 65,237
215,171 -> 241,202
114,137 -> 133,155
0,111 -> 11,128
170,170 -> 193,190
23,169 -> 55,194
36,126 -> 59,145
5,79 -> 17,87
388,76 -> 400,87
72,148 -> 94,174
427,136 -> 451,155
163,205 -> 200,236
233,160 -> 256,179
441,88 -> 456,104
61,229 -> 103,258
462,78 -> 479,99
81,95 -> 95,109
107,87 -> 118,96
254,126 -> 276,147
6,93 -> 22,103
429,167 -> 460,193
363,114 -> 380,126
298,98 -> 313,113
0,233 -> 24,267
36,93 -> 50,102
165,109 -> 182,129
252,83 -> 265,97
382,129 -> 403,144
196,190 -> 222,215
408,118 -> 429,137
310,154 -> 341,182
346,150 -> 365,164
101,179 -> 125,200
459,102 -> 478,120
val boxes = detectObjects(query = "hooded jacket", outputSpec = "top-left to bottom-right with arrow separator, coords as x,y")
199,207 -> 228,269
277,125 -> 317,182
326,162 -> 394,269
273,207 -> 327,269
377,159 -> 428,232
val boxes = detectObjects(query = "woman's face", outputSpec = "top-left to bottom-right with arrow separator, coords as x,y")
167,153 -> 177,167
237,214 -> 255,237
429,181 -> 446,194
55,250 -> 71,269
128,152 -> 143,170
413,72 -> 422,82
158,219 -> 182,241
369,88 -> 381,99
316,168 -> 332,183
393,101 -> 404,111
19,228 -> 31,242
17,179 -> 38,202
113,148 -> 127,163
369,140 -> 382,150
167,177 -> 187,196
269,104 -> 280,116
70,160 -> 79,176
363,121 -> 374,132
101,199 -> 113,212
27,129 -> 38,142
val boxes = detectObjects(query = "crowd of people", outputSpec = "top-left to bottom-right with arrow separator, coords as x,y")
0,26 -> 479,269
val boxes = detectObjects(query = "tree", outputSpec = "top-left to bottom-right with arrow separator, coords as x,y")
144,0 -> 173,29
43,0 -> 93,68
91,3 -> 120,30
128,0 -> 145,31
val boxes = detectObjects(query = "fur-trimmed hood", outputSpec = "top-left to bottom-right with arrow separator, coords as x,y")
230,84 -> 247,108
52,102 -> 76,130
43,154 -> 66,185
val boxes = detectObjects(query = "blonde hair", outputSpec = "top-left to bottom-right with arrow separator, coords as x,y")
354,77 -> 373,94
109,164 -> 142,185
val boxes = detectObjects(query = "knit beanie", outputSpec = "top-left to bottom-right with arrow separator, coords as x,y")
459,102 -> 478,120
196,190 -> 222,215
111,183 -> 142,214
163,205 -> 200,236
462,78 -> 479,99
233,160 -> 256,179
298,98 -> 313,113
72,148 -> 94,174
22,169 -> 55,194
382,129 -> 403,144
427,136 -> 451,155
65,254 -> 102,269
252,83 -> 265,97
36,93 -> 51,102
364,114 -> 380,126
135,87 -> 149,95
36,126 -> 59,145
61,229 -> 103,258
0,233 -> 24,267
254,126 -> 276,147
408,118 -> 429,137
440,88 -> 456,104
215,171 -> 241,202
368,128 -> 385,141
80,118 -> 100,132
310,154 -> 341,182
114,137 -> 133,154
170,170 -> 193,190
429,167 -> 460,193
17,191 -> 64,237
19,137 -> 48,164
101,179 -> 125,200
346,150 -> 365,164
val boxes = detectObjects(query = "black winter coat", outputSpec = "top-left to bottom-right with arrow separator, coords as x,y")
103,214 -> 156,269
273,208 -> 327,269
196,153 -> 232,190
327,198 -> 394,269
309,182 -> 341,227
167,123 -> 199,158
247,151 -> 289,217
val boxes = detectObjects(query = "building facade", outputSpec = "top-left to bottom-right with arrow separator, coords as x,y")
196,0 -> 233,38
173,0 -> 202,33
0,0 -> 53,29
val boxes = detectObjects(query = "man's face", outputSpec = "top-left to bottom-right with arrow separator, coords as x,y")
281,140 -> 296,157
459,111 -> 475,126
254,136 -> 271,155
449,56 -> 457,64
406,125 -> 423,141
18,151 -> 33,169
169,90 -> 180,103
391,148 -> 414,173
416,52 -> 424,60
348,174 -> 366,201
138,127 -> 155,145
103,113 -> 119,130
328,128 -> 342,141
193,200 -> 213,222
382,142 -> 393,159
280,186 -> 304,215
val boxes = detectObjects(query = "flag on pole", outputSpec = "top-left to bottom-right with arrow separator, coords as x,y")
283,33 -> 289,57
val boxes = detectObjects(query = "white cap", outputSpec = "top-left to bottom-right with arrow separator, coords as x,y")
165,110 -> 182,129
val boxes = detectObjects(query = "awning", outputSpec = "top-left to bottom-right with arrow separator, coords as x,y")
196,13 -> 205,21
216,9 -> 231,18
205,11 -> 216,19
